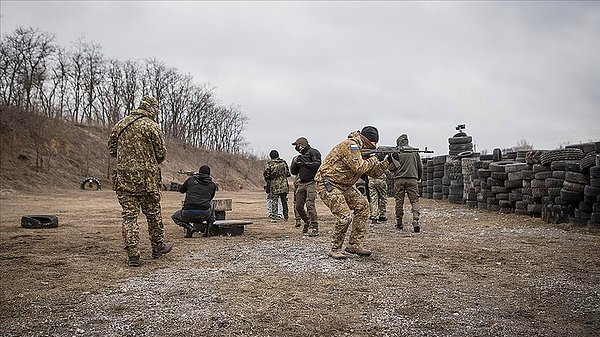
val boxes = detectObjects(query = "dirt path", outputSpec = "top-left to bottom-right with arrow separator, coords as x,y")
1,189 -> 599,336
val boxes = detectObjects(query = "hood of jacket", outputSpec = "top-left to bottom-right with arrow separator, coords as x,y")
194,172 -> 213,185
396,134 -> 409,147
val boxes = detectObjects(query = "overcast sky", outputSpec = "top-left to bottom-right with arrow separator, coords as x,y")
2,1 -> 599,162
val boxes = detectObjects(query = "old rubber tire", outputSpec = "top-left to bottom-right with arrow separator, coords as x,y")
492,148 -> 502,162
80,177 -> 101,190
21,215 -> 59,229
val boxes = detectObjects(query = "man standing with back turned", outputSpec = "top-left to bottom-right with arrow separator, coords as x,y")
290,137 -> 322,236
315,126 -> 393,259
388,134 -> 423,232
108,95 -> 173,267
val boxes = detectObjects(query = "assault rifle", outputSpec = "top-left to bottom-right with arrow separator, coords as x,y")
361,145 -> 434,158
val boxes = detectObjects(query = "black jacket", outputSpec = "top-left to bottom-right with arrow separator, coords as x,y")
179,173 -> 217,210
290,146 -> 322,183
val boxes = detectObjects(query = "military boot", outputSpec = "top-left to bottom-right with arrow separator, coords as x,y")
302,223 -> 309,235
128,255 -> 140,267
328,249 -> 347,260
396,219 -> 403,230
344,244 -> 372,256
308,222 -> 319,237
412,220 -> 420,233
369,216 -> 378,225
151,242 -> 173,259
378,215 -> 387,222
295,219 -> 302,228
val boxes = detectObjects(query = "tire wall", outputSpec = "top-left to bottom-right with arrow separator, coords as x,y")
419,138 -> 599,227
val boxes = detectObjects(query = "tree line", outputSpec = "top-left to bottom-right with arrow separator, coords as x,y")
0,26 -> 249,153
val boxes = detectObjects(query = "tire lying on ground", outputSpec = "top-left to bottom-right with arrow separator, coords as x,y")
21,215 -> 59,229
80,177 -> 101,190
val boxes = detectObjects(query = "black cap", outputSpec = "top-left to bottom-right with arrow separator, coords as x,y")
361,126 -> 379,143
269,150 -> 279,159
198,165 -> 211,175
292,137 -> 309,147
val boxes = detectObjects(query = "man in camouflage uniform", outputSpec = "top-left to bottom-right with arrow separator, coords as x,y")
315,126 -> 392,259
290,137 -> 322,236
263,150 -> 291,222
368,172 -> 388,224
108,96 -> 173,267
388,134 -> 423,232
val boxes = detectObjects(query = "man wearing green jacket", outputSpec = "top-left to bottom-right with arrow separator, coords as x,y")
388,134 -> 423,232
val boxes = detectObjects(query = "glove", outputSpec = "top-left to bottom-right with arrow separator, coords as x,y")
391,153 -> 400,160
375,152 -> 386,161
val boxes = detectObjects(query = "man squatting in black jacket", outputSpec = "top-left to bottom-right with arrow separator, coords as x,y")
171,165 -> 217,238
290,137 -> 322,236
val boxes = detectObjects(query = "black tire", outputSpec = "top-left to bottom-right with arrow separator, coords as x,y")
590,179 -> 600,188
584,185 -> 600,198
21,215 -> 59,229
80,177 -> 101,190
448,136 -> 473,144
539,148 -> 585,166
453,132 -> 467,138
492,148 -> 502,162
489,161 -> 517,172
565,172 -> 589,185
590,166 -> 600,178
560,189 -> 583,203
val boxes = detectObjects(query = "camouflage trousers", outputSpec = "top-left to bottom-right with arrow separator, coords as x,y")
269,192 -> 289,220
117,192 -> 165,258
295,181 -> 318,224
317,182 -> 369,250
393,178 -> 420,221
368,179 -> 387,218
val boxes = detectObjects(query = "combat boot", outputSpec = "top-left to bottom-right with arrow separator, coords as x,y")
151,242 -> 173,259
295,219 -> 302,228
412,220 -> 420,233
128,255 -> 140,267
378,215 -> 388,222
184,228 -> 194,238
344,244 -> 372,256
369,216 -> 378,225
307,222 -> 319,237
396,219 -> 403,230
302,223 -> 309,235
328,249 -> 347,260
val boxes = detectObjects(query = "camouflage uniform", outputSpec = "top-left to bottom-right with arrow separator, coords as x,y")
108,96 -> 168,259
264,157 -> 290,220
368,173 -> 388,220
388,134 -> 423,229
315,130 -> 389,255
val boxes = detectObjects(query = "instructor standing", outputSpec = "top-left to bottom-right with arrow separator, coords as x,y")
108,95 -> 173,267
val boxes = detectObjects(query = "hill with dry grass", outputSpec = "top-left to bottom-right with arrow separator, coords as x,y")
0,107 -> 267,193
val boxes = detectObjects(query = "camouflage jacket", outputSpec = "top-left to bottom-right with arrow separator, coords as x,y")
315,131 -> 389,190
264,158 -> 290,194
108,107 -> 166,194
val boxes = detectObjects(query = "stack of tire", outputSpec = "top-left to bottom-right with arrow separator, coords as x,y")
529,163 -> 552,217
425,158 -> 434,199
561,143 -> 599,226
488,161 -> 516,213
587,155 -> 600,227
520,163 -> 535,216
540,160 -> 572,224
505,162 -> 529,215
432,155 -> 446,200
477,160 -> 493,210
448,132 -> 473,157
444,160 -> 463,204
422,158 -> 431,198
464,157 -> 481,208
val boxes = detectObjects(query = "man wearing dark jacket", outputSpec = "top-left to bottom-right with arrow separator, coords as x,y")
290,137 -> 322,236
388,134 -> 423,232
171,165 -> 217,238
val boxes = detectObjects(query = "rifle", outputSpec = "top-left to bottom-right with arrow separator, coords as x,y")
361,145 -> 434,158
176,169 -> 195,177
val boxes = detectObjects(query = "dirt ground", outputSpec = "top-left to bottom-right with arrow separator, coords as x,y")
1,188 -> 599,337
